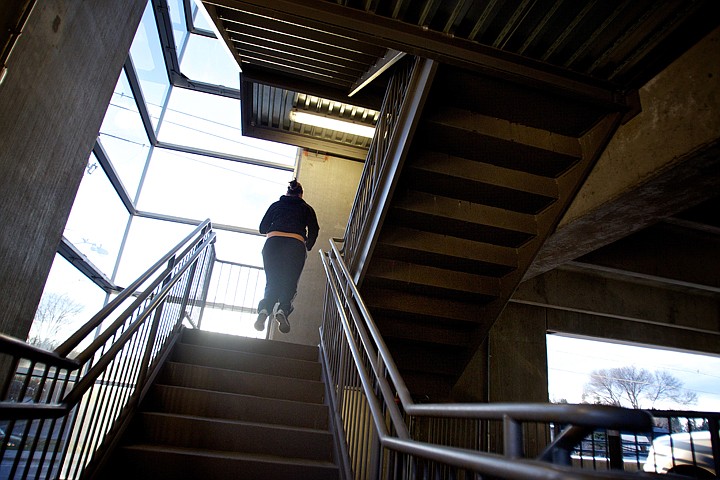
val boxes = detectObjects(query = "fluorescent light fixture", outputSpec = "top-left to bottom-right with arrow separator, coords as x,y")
289,109 -> 376,138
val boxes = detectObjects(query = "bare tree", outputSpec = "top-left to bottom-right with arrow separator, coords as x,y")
582,366 -> 697,409
28,293 -> 84,350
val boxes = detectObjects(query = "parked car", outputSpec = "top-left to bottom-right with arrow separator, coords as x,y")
0,428 -> 23,449
575,431 -> 652,462
643,430 -> 716,478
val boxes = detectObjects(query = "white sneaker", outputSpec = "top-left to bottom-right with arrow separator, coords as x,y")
274,309 -> 290,333
254,309 -> 268,331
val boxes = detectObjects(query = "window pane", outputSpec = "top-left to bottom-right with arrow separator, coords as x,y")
30,255 -> 107,349
113,217 -> 196,287
99,70 -> 151,200
166,0 -> 189,56
63,154 -> 130,277
136,147 -> 293,227
547,334 -> 720,410
157,88 -> 297,166
130,1 -> 171,131
213,230 -> 265,267
191,1 -> 215,31
179,34 -> 240,88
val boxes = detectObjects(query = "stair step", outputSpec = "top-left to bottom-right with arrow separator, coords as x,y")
390,190 -> 537,247
181,329 -> 319,362
375,226 -> 517,277
147,385 -> 329,430
406,151 -> 558,214
425,106 -> 582,159
138,412 -> 334,462
364,258 -> 500,303
171,343 -> 322,381
159,361 -> 325,404
416,112 -> 581,178
361,287 -> 487,324
372,315 -> 477,347
429,65 -> 608,138
111,444 -> 339,480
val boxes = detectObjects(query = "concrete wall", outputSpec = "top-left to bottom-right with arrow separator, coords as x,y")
0,1 -> 145,340
454,265 -> 720,403
268,151 -> 364,346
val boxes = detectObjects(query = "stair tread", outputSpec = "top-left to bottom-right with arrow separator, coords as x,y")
394,190 -> 537,234
141,411 -> 332,435
164,360 -> 324,385
378,226 -> 517,266
424,106 -> 582,158
361,286 -> 488,321
120,443 -> 338,467
148,384 -> 329,430
161,361 -> 325,400
172,343 -> 321,381
365,257 -> 501,298
151,383 -> 325,408
410,150 -> 560,198
181,329 -> 319,361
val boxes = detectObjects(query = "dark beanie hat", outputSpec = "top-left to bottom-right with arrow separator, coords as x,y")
287,179 -> 303,196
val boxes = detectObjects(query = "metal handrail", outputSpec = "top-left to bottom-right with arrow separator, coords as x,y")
342,56 -> 437,283
0,219 -> 216,480
56,218 -> 213,357
319,238 -> 655,479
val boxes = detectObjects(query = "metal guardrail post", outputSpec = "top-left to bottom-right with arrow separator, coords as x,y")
195,246 -> 216,330
503,416 -> 523,459
606,430 -> 624,470
136,255 -> 175,392
709,416 -> 720,477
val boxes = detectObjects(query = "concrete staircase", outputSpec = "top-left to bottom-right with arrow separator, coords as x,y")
360,63 -> 627,401
103,328 -> 340,480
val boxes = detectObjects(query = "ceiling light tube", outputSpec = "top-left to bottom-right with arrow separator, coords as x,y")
289,109 -> 376,138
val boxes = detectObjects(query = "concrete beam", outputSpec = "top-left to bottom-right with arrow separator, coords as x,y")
527,26 -> 720,279
572,221 -> 720,293
512,266 -> 720,355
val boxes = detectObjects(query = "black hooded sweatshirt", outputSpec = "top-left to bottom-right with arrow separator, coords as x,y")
259,195 -> 319,251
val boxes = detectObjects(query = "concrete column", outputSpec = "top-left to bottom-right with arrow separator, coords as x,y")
0,1 -> 145,339
271,151 -> 364,346
488,303 -> 550,403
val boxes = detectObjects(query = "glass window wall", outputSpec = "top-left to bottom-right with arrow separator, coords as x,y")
37,0 -> 299,341
136,147 -> 292,228
63,154 -> 131,277
29,255 -> 107,349
166,0 -> 189,58
112,216 -> 196,287
179,34 -> 240,88
99,70 -> 151,200
130,1 -> 171,130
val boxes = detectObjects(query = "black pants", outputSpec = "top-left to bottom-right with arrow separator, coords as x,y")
258,236 -> 307,317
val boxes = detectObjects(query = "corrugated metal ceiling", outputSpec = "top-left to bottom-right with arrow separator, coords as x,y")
203,0 -> 719,158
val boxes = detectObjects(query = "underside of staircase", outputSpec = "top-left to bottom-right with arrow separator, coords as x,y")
360,63 -> 628,401
102,328 -> 340,480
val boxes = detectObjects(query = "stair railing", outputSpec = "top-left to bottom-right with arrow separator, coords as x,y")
0,219 -> 216,480
342,55 -> 437,284
319,238 -> 655,480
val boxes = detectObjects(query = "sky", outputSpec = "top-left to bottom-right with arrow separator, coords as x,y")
547,334 -> 720,412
